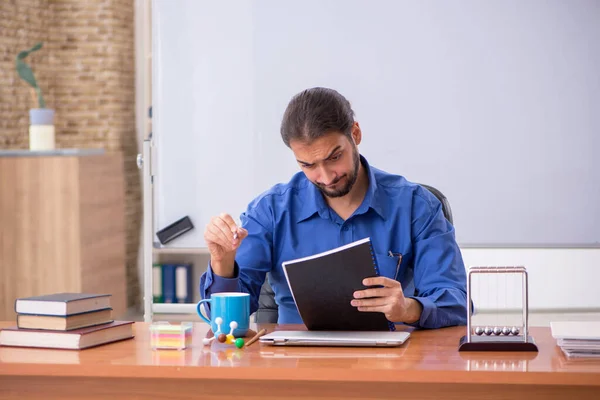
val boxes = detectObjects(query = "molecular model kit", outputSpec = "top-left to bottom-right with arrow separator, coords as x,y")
202,317 -> 245,349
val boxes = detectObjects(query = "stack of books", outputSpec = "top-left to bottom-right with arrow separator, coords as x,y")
551,321 -> 600,359
0,293 -> 134,350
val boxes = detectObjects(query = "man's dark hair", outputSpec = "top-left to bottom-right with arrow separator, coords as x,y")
280,87 -> 355,147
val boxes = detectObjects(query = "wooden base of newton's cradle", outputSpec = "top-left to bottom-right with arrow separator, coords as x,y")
459,334 -> 539,352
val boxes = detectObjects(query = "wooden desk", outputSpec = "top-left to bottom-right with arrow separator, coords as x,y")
1,322 -> 599,400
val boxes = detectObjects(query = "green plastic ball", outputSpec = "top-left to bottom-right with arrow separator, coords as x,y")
235,338 -> 244,349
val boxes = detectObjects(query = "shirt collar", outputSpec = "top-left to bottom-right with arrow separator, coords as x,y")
296,179 -> 329,223
357,155 -> 386,219
296,154 -> 386,223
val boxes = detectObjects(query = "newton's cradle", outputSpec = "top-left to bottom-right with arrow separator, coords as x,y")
458,266 -> 539,352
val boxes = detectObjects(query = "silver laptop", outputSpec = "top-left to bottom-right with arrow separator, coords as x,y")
259,330 -> 410,347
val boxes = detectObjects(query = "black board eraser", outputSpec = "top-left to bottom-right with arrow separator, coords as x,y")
156,216 -> 194,245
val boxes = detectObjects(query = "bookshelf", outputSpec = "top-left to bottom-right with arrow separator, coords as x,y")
151,247 -> 209,319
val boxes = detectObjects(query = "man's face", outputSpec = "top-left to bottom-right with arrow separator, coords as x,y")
290,131 -> 360,198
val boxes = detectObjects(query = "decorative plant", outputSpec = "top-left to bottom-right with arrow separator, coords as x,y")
15,42 -> 46,109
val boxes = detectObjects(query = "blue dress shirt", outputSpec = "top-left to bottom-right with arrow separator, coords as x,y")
200,155 -> 468,329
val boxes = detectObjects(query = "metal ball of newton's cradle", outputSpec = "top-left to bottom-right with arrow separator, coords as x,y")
502,326 -> 511,336
511,326 -> 520,335
492,326 -> 502,336
474,326 -> 484,336
484,326 -> 493,336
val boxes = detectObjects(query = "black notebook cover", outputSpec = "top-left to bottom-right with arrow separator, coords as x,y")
282,237 -> 395,331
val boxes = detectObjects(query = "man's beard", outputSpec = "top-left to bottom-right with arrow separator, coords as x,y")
313,147 -> 360,198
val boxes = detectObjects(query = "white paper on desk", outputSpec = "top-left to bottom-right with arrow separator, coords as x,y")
551,321 -> 600,341
561,347 -> 600,359
558,339 -> 600,350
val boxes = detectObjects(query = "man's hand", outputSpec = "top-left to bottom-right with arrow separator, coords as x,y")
351,277 -> 423,324
204,213 -> 248,278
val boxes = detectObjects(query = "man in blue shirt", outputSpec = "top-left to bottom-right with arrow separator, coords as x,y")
200,87 -> 468,329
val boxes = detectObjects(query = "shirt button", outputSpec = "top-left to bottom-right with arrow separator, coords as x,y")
342,226 -> 349,232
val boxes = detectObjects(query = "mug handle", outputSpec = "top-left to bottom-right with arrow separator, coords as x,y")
196,299 -> 211,324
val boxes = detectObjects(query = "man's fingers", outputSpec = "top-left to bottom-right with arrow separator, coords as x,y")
214,215 -> 239,239
356,305 -> 395,322
219,213 -> 239,234
351,297 -> 388,307
235,227 -> 249,240
231,227 -> 248,249
208,216 -> 239,249
206,222 -> 232,248
362,276 -> 401,288
204,229 -> 230,253
353,287 -> 394,299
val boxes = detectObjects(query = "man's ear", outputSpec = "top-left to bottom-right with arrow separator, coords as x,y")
351,122 -> 362,146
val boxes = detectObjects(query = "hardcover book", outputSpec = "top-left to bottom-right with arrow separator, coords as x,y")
15,293 -> 112,316
0,321 -> 134,350
16,308 -> 113,331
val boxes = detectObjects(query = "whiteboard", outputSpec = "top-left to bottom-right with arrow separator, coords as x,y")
152,0 -> 600,248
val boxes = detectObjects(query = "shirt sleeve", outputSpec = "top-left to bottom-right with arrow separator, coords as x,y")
407,186 -> 469,329
199,200 -> 274,317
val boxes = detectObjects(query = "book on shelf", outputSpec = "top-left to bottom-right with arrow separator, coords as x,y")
153,263 -> 193,304
17,308 -> 113,331
0,321 -> 134,350
282,237 -> 395,331
15,293 -> 111,316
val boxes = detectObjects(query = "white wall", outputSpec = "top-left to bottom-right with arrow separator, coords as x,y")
462,248 -> 600,312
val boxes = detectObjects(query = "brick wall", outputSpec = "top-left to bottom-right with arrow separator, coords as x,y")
0,0 -> 52,147
0,0 -> 140,309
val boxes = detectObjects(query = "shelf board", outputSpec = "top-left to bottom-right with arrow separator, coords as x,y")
152,303 -> 198,314
153,247 -> 209,255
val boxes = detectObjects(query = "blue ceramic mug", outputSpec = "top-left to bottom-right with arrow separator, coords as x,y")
197,292 -> 250,337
